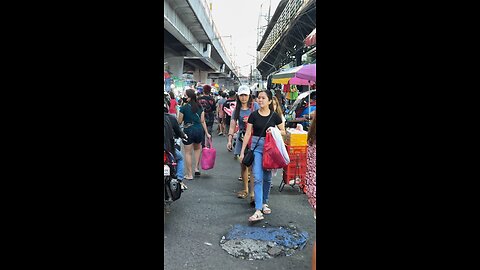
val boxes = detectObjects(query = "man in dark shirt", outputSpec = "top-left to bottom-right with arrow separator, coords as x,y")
197,85 -> 216,148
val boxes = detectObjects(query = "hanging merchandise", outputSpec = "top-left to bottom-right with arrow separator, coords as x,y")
290,85 -> 299,101
173,77 -> 185,90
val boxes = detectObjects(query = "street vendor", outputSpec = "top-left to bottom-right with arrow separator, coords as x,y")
295,95 -> 316,121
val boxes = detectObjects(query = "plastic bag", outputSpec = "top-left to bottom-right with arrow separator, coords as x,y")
269,127 -> 290,164
201,138 -> 216,170
262,131 -> 288,170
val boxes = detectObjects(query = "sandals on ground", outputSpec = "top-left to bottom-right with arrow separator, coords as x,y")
180,182 -> 188,190
237,190 -> 248,199
248,211 -> 264,222
262,204 -> 272,215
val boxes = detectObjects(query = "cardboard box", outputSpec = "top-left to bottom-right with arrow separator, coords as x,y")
286,130 -> 308,146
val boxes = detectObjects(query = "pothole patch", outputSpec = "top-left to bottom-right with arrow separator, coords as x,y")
220,224 -> 308,260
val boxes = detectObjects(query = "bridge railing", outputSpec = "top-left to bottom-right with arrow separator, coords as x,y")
259,0 -> 308,60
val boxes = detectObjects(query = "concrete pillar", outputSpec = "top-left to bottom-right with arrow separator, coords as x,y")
165,56 -> 184,78
193,68 -> 209,85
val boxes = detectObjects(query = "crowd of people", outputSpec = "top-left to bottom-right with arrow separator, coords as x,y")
163,84 -> 316,222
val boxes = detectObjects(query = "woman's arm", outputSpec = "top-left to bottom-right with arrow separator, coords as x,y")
227,118 -> 236,143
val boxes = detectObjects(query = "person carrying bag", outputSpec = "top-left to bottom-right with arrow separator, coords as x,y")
262,126 -> 289,170
239,90 -> 286,223
241,113 -> 273,167
201,137 -> 216,170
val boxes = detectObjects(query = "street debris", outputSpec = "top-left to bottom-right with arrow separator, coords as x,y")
220,224 -> 308,260
204,242 -> 213,246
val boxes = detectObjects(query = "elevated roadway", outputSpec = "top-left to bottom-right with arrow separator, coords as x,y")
164,0 -> 240,89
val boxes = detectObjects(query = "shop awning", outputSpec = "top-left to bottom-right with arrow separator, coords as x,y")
304,28 -> 316,47
271,64 -> 316,85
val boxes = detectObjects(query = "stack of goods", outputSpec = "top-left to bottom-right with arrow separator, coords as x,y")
282,127 -> 308,192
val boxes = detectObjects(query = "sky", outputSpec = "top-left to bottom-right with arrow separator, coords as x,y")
208,0 -> 282,77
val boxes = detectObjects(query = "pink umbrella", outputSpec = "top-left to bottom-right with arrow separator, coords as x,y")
295,63 -> 316,81
288,76 -> 315,85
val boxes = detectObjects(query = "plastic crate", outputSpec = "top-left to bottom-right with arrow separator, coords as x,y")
286,145 -> 308,157
282,155 -> 307,184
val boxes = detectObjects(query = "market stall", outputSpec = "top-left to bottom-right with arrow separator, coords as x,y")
271,64 -> 316,128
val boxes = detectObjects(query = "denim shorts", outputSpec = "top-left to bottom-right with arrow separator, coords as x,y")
234,135 -> 242,155
183,127 -> 204,145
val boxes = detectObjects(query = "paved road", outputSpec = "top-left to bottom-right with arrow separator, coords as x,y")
164,124 -> 316,270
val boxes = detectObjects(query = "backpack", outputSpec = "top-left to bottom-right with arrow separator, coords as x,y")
223,100 -> 236,117
198,96 -> 214,114
198,96 -> 215,124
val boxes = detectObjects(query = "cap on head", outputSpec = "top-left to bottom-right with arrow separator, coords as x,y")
237,85 -> 250,96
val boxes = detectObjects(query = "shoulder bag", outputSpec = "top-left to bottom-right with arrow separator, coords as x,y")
242,112 -> 274,167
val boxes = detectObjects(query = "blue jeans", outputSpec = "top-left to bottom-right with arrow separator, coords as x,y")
175,148 -> 184,181
251,136 -> 272,211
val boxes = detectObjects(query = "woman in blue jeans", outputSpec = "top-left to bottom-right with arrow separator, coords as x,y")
239,90 -> 286,222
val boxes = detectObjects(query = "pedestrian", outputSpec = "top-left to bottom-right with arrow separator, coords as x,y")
164,92 -> 188,190
227,85 -> 259,205
197,84 -> 216,168
178,88 -> 212,180
305,110 -> 316,217
168,92 -> 178,117
239,90 -> 286,222
223,90 -> 236,138
217,91 -> 227,136
272,96 -> 286,125
305,110 -> 316,270
275,89 -> 286,111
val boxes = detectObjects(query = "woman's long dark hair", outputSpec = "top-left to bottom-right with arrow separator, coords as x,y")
259,90 -> 274,111
272,96 -> 283,117
233,94 -> 253,121
185,89 -> 199,114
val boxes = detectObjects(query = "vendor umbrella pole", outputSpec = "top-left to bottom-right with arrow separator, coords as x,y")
308,81 -> 311,115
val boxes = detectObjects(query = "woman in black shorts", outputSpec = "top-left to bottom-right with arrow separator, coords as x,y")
178,89 -> 212,180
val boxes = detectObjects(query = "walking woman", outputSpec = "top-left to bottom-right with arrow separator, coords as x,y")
227,85 -> 259,204
305,110 -> 317,269
272,96 -> 286,125
239,90 -> 286,222
177,89 -> 212,180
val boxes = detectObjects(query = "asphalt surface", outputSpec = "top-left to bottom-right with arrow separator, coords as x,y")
164,124 -> 316,270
